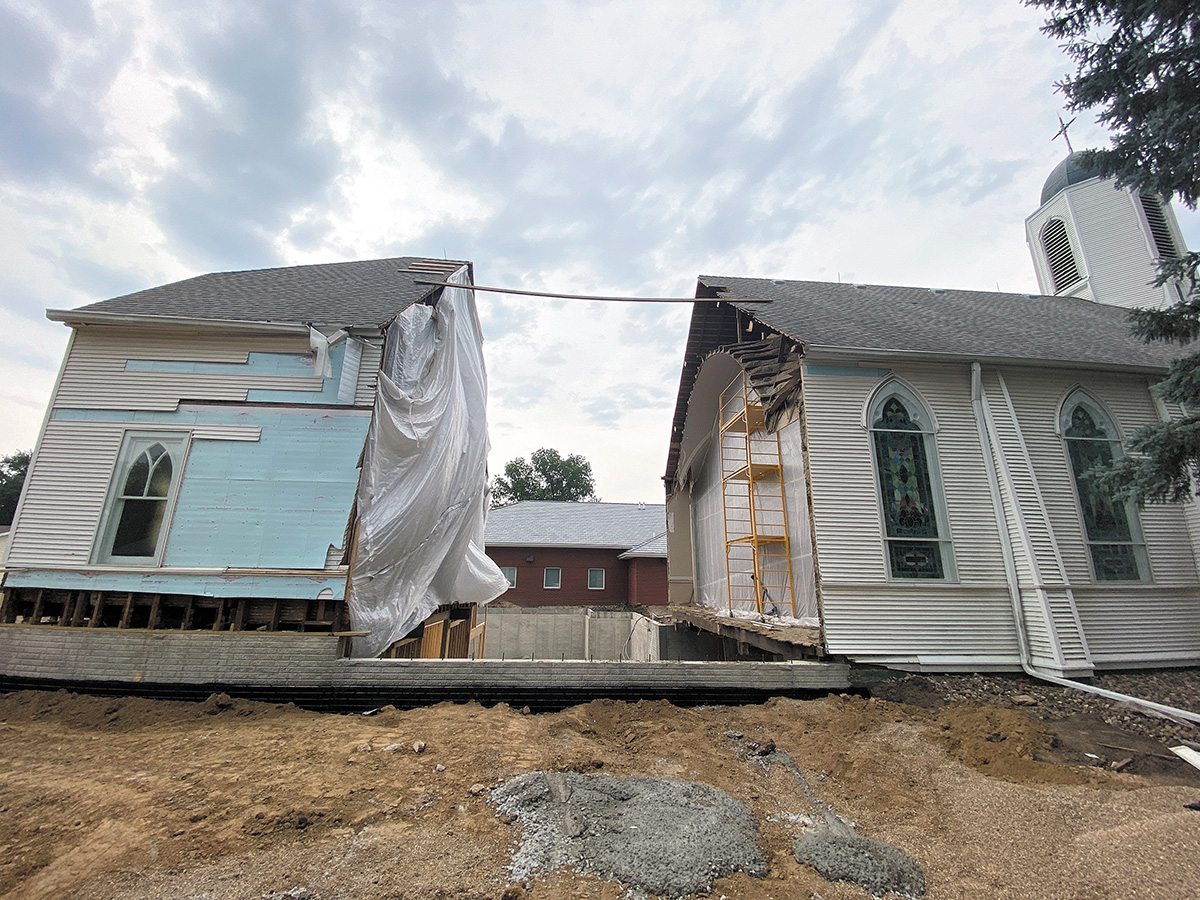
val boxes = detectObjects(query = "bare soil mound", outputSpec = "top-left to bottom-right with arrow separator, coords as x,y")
0,681 -> 1197,900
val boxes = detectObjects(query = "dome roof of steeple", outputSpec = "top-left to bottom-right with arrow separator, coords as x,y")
1041,151 -> 1105,205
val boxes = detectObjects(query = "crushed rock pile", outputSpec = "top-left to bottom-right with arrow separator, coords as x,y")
489,771 -> 767,896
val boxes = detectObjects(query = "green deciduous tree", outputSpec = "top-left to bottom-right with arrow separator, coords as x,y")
1029,0 -> 1200,501
0,450 -> 30,527
491,448 -> 598,507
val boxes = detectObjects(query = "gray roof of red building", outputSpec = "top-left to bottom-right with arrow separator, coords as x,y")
485,501 -> 666,551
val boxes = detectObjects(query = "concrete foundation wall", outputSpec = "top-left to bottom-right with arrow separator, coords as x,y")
0,624 -> 854,706
481,606 -> 661,661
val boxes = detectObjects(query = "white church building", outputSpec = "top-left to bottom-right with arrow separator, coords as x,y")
664,152 -> 1199,676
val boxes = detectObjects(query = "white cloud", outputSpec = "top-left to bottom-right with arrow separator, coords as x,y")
2,0 -> 1199,506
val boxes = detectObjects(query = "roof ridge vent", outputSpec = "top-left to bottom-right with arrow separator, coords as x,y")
928,288 -> 946,294
853,284 -> 868,289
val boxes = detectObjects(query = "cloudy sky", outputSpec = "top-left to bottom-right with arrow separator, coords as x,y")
3,0 -> 1198,503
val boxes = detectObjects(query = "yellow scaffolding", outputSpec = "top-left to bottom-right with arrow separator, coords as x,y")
719,372 -> 795,618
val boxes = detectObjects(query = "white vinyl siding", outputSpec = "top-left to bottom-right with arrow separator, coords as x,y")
7,323 -> 375,570
1002,369 -> 1198,587
1027,178 -> 1179,309
1001,368 -> 1200,667
54,329 -> 323,411
804,362 -> 1008,588
809,359 -> 1200,672
803,362 -> 1020,665
356,338 -> 383,405
980,369 -> 1091,674
5,420 -> 125,567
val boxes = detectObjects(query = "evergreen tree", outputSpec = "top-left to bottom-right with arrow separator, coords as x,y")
491,448 -> 598,507
0,451 -> 30,527
1029,0 -> 1200,501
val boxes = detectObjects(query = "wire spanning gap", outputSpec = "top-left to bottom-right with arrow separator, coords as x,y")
411,279 -> 773,304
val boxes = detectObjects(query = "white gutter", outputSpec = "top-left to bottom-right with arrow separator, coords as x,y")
971,362 -> 1200,727
46,309 -> 311,334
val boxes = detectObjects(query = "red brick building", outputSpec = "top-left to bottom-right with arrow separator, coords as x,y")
484,501 -> 667,608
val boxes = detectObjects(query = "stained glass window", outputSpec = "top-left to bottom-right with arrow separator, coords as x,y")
1062,395 -> 1145,581
870,392 -> 947,579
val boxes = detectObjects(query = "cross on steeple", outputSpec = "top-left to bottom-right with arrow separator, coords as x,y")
1053,114 -> 1076,154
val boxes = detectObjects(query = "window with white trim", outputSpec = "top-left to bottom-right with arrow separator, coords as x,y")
1061,390 -> 1149,581
95,433 -> 188,564
868,383 -> 954,580
588,568 -> 605,590
501,567 -> 517,588
543,567 -> 561,589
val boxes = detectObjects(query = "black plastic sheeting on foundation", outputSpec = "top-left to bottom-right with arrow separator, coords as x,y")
0,675 -> 866,714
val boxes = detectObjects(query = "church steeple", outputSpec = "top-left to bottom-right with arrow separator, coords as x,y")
1026,150 -> 1188,309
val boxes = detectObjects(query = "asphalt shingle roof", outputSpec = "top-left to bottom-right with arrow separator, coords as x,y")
63,257 -> 468,329
699,276 -> 1180,371
485,501 -> 666,550
618,531 -> 668,559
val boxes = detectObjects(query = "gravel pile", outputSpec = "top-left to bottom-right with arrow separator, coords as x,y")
793,831 -> 926,899
874,668 -> 1200,748
489,771 -> 767,897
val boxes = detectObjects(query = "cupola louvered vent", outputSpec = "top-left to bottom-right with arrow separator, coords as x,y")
1040,218 -> 1082,293
1139,194 -> 1178,259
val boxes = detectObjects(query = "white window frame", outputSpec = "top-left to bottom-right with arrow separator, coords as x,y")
501,566 -> 517,589
93,431 -> 190,566
1059,388 -> 1151,583
543,567 -> 561,589
865,380 -> 956,581
588,568 -> 605,590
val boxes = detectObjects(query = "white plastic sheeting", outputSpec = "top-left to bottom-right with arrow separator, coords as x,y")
347,269 -> 509,658
689,379 -> 819,628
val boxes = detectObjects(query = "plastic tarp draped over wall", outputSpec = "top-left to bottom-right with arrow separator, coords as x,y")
689,380 -> 819,628
347,269 -> 509,658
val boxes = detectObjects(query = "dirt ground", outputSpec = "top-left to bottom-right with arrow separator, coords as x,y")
0,680 -> 1198,900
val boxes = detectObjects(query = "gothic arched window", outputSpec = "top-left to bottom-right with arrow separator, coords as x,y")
97,434 -> 187,563
1040,218 -> 1082,293
1061,390 -> 1148,581
869,384 -> 953,579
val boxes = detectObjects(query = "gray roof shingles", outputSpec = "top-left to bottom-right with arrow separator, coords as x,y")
619,531 -> 668,559
61,256 -> 468,329
485,501 -> 666,550
699,276 -> 1181,371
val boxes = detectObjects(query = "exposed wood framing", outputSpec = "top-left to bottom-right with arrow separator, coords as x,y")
0,587 -> 348,635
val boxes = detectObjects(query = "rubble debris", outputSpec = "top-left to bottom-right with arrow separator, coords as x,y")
753,743 -> 926,899
412,741 -> 426,754
793,831 -> 926,899
262,888 -> 314,900
489,771 -> 767,896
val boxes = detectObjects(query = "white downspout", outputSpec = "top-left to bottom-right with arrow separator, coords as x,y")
971,362 -> 1200,727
